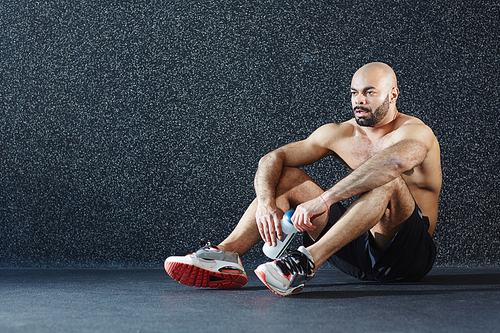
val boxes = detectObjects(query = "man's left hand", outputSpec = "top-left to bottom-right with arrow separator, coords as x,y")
292,197 -> 329,232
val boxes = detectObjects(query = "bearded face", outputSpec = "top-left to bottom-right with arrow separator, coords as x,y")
353,94 -> 390,127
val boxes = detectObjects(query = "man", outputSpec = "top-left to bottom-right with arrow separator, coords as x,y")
165,62 -> 442,296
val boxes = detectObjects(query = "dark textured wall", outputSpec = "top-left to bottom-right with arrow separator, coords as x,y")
1,0 -> 499,268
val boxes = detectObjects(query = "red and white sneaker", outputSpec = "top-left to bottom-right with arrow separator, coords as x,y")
164,240 -> 248,289
254,246 -> 315,296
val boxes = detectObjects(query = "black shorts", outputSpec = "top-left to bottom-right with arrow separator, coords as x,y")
303,202 -> 436,282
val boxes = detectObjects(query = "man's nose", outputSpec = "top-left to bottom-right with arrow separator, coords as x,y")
355,94 -> 367,105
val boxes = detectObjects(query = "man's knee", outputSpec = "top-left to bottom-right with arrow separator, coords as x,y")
275,167 -> 322,203
355,177 -> 413,214
373,177 -> 408,197
373,177 -> 415,219
277,167 -> 313,188
281,167 -> 309,179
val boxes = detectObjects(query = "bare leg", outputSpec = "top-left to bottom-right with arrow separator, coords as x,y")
307,177 -> 415,271
218,167 -> 328,256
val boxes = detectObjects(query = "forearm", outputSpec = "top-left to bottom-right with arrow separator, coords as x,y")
322,140 -> 427,205
254,152 -> 285,205
322,159 -> 400,204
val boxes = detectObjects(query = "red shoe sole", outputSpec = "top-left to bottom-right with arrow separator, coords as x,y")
165,261 -> 248,289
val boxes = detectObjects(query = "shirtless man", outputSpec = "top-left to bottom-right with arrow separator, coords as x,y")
165,62 -> 442,296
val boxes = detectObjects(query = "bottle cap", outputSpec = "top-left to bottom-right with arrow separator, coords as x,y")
283,210 -> 294,224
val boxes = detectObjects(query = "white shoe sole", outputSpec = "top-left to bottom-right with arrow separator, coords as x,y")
254,263 -> 304,297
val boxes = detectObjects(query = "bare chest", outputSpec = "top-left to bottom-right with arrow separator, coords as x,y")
334,135 -> 395,170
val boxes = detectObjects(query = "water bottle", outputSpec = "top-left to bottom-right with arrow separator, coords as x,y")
262,210 -> 298,259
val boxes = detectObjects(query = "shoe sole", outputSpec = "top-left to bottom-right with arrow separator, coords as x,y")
254,269 -> 303,297
165,260 -> 248,289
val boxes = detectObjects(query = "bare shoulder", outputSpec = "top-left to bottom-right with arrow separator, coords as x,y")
311,121 -> 355,139
315,121 -> 355,133
397,114 -> 430,129
394,114 -> 439,148
306,121 -> 356,150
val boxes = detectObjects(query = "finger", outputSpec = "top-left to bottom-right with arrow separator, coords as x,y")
304,215 -> 312,228
296,214 -> 306,232
260,216 -> 271,243
257,219 -> 267,243
266,217 -> 275,244
303,220 -> 317,231
259,217 -> 271,244
274,216 -> 283,241
292,211 -> 301,230
267,217 -> 277,246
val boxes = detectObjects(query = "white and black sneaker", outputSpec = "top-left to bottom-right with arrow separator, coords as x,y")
164,240 -> 248,289
254,246 -> 315,296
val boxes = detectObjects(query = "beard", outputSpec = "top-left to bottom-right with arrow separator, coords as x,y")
354,95 -> 390,127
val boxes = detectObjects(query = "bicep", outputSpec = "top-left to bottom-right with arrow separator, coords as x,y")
276,125 -> 336,167
390,125 -> 436,171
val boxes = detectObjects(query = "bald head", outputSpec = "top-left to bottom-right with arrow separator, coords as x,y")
352,62 -> 398,93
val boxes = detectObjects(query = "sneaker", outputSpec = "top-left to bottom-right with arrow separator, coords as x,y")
164,240 -> 248,289
254,246 -> 315,296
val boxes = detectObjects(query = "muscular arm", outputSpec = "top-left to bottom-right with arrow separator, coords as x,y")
254,150 -> 285,208
321,139 -> 428,205
254,125 -> 335,245
292,121 -> 439,231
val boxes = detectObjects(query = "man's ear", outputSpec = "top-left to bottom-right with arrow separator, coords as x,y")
390,87 -> 399,104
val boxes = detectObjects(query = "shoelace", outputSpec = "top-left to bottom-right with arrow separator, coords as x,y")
275,250 -> 315,276
199,239 -> 218,250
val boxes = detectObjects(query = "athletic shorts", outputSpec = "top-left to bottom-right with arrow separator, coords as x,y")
303,202 -> 436,282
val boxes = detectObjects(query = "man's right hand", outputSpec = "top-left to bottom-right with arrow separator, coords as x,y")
255,203 -> 284,247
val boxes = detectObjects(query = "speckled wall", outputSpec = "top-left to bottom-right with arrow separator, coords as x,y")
1,0 -> 499,268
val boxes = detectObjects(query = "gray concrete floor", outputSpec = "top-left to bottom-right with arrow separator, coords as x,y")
0,266 -> 499,332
